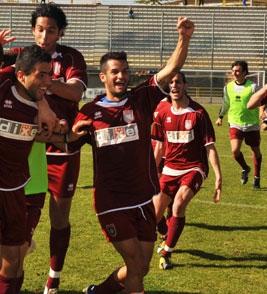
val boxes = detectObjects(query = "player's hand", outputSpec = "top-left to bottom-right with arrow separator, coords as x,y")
0,29 -> 16,46
213,178 -> 222,203
177,17 -> 194,39
215,118 -> 222,126
37,98 -> 58,136
70,119 -> 92,141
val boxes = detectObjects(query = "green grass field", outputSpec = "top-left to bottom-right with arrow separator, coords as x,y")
22,104 -> 267,294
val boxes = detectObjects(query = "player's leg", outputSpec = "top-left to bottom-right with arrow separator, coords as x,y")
230,128 -> 250,184
0,190 -> 27,293
44,196 -> 72,293
44,153 -> 80,293
245,131 -> 262,188
113,238 -> 153,293
159,172 -> 202,269
83,204 -> 156,294
25,193 -> 46,254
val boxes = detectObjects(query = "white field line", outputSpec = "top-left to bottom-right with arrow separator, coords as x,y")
195,199 -> 267,210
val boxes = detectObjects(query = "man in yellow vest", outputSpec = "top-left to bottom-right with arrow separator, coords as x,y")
216,60 -> 262,189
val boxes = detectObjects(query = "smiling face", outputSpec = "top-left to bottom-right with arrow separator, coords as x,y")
32,17 -> 63,54
17,61 -> 52,101
169,72 -> 187,102
99,59 -> 130,100
232,65 -> 246,84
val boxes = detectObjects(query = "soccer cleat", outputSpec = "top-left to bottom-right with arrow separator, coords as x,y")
157,240 -> 165,254
83,285 -> 96,294
253,177 -> 260,189
241,167 -> 250,185
159,256 -> 173,270
43,287 -> 58,294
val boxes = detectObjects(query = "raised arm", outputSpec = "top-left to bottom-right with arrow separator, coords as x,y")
156,16 -> 194,89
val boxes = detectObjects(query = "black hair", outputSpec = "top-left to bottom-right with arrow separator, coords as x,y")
100,51 -> 128,72
231,60 -> 249,75
15,44 -> 51,75
31,3 -> 68,33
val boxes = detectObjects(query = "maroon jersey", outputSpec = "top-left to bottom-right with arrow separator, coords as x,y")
45,45 -> 87,155
151,97 -> 215,178
0,74 -> 38,190
2,45 -> 88,155
74,76 -> 167,214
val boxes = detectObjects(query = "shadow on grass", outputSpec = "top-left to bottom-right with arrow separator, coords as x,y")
21,291 -> 83,294
169,248 -> 267,269
21,291 -> 198,294
187,222 -> 267,231
146,291 -> 200,294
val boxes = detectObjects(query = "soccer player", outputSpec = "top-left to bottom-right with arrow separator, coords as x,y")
151,71 -> 222,270
0,45 -> 52,294
69,16 -> 194,294
0,4 -> 88,293
215,60 -> 262,189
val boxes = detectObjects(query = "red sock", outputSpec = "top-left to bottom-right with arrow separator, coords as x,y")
95,271 -> 124,294
50,225 -> 71,272
234,152 -> 248,170
0,275 -> 16,294
253,154 -> 262,177
162,216 -> 185,257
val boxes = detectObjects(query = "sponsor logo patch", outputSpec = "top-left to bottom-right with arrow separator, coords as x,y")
0,118 -> 38,141
95,123 -> 139,147
166,129 -> 194,143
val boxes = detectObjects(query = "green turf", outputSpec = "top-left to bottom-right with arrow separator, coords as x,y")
22,104 -> 267,294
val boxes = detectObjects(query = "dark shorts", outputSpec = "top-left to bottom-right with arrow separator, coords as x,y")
0,189 -> 26,246
160,170 -> 203,200
25,192 -> 46,208
98,202 -> 157,243
229,128 -> 260,147
47,152 -> 80,198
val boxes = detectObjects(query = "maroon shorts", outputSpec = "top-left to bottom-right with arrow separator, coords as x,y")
47,152 -> 80,198
229,128 -> 260,147
160,170 -> 203,200
0,189 -> 26,245
98,202 -> 157,243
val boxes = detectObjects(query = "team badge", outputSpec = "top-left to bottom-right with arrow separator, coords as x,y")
53,61 -> 61,76
123,109 -> 134,123
166,117 -> 171,123
185,120 -> 192,130
3,100 -> 12,109
94,111 -> 102,120
106,224 -> 117,238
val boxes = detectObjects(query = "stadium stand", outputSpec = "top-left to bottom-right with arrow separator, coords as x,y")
0,3 -> 267,101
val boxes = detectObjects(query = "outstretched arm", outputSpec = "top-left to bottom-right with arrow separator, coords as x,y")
247,84 -> 267,109
206,143 -> 222,203
156,16 -> 194,89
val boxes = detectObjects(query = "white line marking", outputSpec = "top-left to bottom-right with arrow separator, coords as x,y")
195,199 -> 267,210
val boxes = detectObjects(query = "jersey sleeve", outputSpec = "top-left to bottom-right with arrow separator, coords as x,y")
132,75 -> 168,123
151,111 -> 165,142
199,108 -> 216,147
63,49 -> 88,89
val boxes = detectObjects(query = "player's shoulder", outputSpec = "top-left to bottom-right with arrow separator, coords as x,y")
0,66 -> 15,87
188,97 -> 208,114
57,44 -> 85,58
